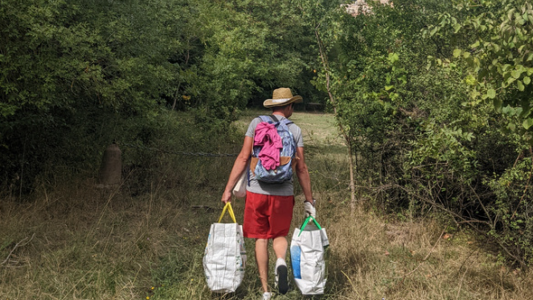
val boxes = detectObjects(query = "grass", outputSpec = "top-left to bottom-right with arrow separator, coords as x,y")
1,109 -> 533,299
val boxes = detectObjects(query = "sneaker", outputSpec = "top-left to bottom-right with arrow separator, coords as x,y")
262,292 -> 272,300
275,257 -> 289,294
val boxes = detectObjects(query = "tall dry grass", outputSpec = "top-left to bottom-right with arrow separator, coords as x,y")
1,111 -> 532,299
323,206 -> 533,299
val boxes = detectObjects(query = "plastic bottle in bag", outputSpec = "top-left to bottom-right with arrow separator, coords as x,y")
290,245 -> 302,279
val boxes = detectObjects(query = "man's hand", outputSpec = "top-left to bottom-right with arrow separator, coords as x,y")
304,200 -> 316,218
221,190 -> 232,203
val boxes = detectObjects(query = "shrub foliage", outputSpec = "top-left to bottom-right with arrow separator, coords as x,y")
310,0 -> 533,266
0,0 -> 321,189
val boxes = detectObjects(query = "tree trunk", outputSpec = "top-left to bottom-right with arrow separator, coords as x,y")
315,28 -> 357,212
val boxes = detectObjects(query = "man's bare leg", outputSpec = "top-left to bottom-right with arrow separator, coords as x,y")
273,236 -> 289,294
255,238 -> 269,292
272,236 -> 287,259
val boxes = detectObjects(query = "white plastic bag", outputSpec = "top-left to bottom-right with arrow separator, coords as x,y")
232,171 -> 247,198
290,216 -> 329,295
203,203 -> 247,293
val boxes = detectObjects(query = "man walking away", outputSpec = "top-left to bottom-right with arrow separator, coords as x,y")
221,88 -> 316,299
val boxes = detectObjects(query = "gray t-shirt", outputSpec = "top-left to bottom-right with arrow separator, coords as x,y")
245,116 -> 303,196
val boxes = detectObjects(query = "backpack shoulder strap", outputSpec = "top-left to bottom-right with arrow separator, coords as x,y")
269,114 -> 279,123
269,114 -> 294,126
258,115 -> 272,123
280,118 -> 293,126
258,115 -> 293,127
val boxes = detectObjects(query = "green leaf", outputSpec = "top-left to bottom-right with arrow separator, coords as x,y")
518,80 -> 525,91
523,118 -> 533,129
502,105 -> 512,115
453,49 -> 462,58
512,70 -> 522,79
524,76 -> 531,85
470,40 -> 480,48
465,74 -> 476,85
487,88 -> 496,99
387,53 -> 399,64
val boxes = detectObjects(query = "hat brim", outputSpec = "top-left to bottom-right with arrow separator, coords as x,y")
263,96 -> 303,108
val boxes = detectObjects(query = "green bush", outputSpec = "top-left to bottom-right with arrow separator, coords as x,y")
310,0 -> 533,265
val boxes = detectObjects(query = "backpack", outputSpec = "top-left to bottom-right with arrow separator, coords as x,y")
250,115 -> 297,183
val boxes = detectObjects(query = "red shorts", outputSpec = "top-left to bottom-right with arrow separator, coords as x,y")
243,191 -> 294,239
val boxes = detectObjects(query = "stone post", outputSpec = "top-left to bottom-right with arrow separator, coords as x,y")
97,143 -> 122,188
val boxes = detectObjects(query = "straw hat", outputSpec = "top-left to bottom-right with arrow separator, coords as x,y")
263,88 -> 303,108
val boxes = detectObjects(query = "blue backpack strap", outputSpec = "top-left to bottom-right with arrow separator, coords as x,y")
259,115 -> 273,123
259,114 -> 293,126
280,118 -> 293,126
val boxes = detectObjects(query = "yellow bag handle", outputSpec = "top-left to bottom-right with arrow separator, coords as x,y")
218,202 -> 237,223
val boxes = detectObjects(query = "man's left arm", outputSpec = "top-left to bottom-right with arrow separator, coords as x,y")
295,147 -> 314,204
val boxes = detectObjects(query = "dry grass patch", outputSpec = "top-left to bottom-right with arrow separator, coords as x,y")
325,207 -> 533,300
0,178 -> 191,299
